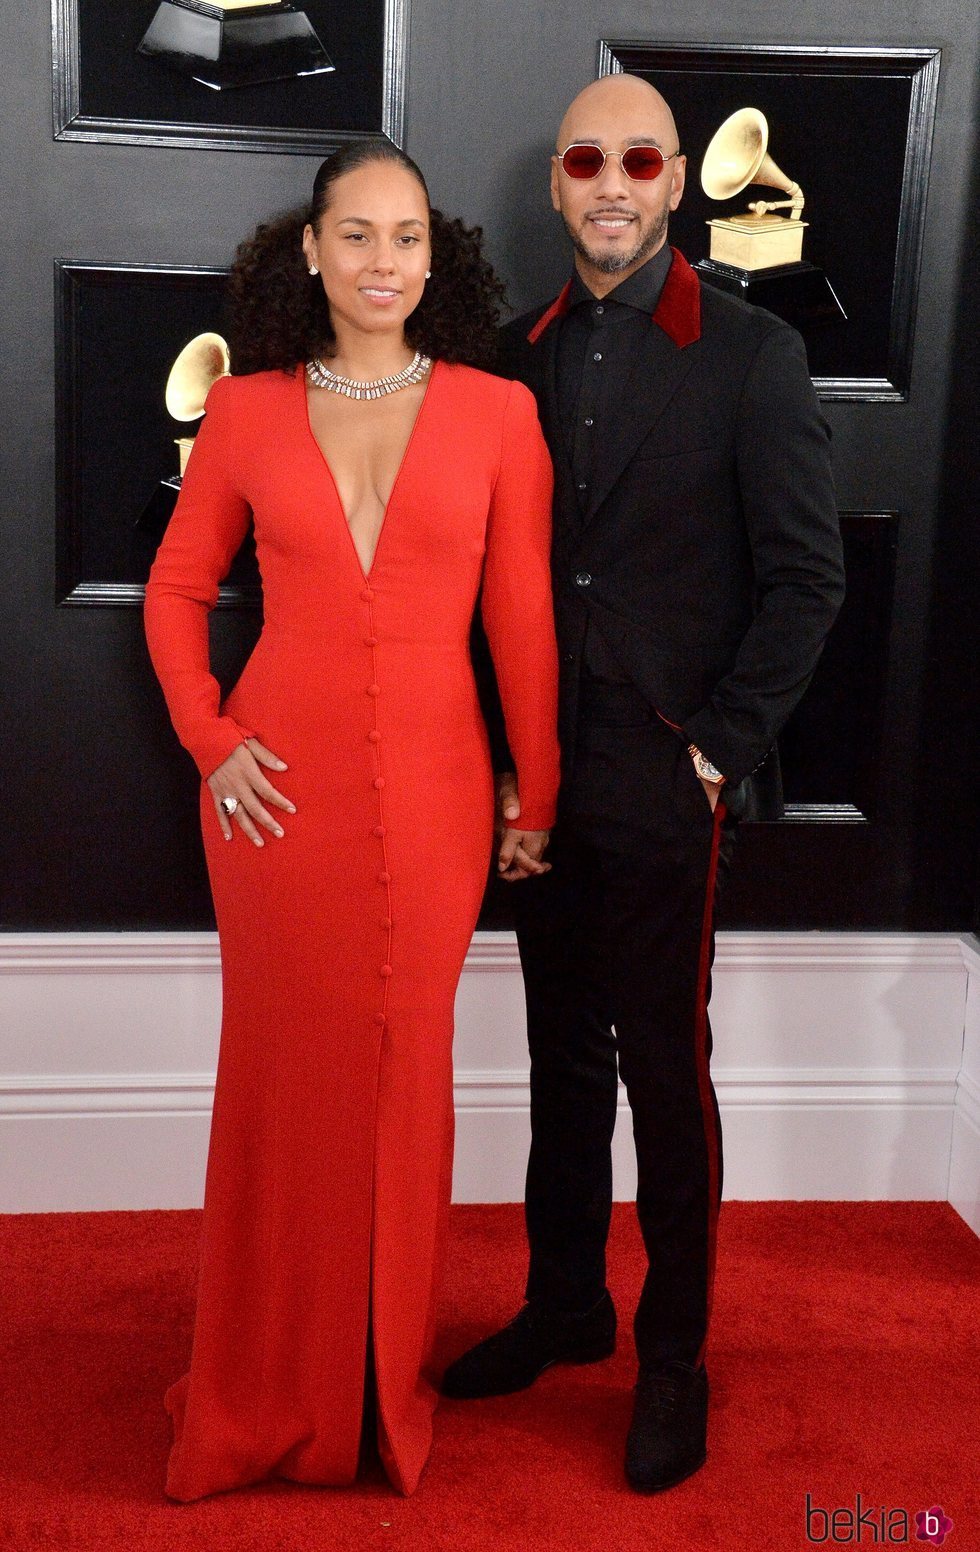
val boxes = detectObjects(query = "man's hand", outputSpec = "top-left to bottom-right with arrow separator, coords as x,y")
688,745 -> 724,812
494,772 -> 551,882
698,771 -> 721,812
495,773 -> 521,838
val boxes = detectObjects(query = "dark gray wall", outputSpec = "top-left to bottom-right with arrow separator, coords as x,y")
1,1 -> 977,927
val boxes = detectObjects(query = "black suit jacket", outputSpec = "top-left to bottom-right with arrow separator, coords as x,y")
481,246 -> 845,822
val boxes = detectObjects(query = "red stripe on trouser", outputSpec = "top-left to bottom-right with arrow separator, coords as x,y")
694,799 -> 726,1370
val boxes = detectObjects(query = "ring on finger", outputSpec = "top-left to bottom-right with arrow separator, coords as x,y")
220,795 -> 239,816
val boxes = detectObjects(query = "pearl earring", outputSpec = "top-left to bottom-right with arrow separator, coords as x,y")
425,270 -> 431,279
309,264 -> 319,276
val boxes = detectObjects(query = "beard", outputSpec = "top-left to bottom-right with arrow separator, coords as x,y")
564,203 -> 669,275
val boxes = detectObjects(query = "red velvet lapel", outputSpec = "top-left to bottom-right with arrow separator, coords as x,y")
526,246 -> 702,349
526,280 -> 573,344
652,247 -> 701,349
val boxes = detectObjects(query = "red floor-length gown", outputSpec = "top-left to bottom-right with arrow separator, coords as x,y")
143,360 -> 559,1500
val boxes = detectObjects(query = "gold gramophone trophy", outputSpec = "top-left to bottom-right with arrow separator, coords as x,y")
138,0 -> 334,91
694,108 -> 846,330
166,332 -> 230,477
137,332 -> 230,538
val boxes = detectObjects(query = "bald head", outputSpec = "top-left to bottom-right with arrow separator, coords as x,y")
556,74 -> 679,156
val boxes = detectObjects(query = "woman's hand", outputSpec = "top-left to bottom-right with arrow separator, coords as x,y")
207,737 -> 296,845
494,773 -> 551,881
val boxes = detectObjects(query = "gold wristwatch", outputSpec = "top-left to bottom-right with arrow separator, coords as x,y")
688,743 -> 725,785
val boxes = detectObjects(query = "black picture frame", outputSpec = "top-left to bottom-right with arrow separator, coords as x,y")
775,511 -> 898,826
598,42 -> 941,401
52,0 -> 408,155
55,259 -> 260,609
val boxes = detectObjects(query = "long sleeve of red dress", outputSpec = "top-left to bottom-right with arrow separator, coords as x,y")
480,379 -> 560,833
143,376 -> 257,781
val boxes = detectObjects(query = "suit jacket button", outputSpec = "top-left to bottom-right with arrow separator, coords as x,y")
575,571 -> 592,587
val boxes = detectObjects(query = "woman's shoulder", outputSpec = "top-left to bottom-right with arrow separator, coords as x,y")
436,360 -> 537,416
214,364 -> 301,402
200,365 -> 300,434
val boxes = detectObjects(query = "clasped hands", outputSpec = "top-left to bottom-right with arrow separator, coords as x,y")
494,772 -> 551,883
208,742 -> 552,878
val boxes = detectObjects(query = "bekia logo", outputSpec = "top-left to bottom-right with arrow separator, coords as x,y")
805,1494 -> 955,1544
914,1508 -> 955,1547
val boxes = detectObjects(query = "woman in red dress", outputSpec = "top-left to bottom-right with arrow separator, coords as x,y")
143,142 -> 559,1501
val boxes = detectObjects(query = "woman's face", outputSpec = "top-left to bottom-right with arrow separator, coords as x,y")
302,161 -> 431,343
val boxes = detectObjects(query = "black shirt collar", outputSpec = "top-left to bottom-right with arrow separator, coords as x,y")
566,242 -> 673,315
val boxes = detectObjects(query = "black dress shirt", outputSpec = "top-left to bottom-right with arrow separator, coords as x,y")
554,243 -> 673,683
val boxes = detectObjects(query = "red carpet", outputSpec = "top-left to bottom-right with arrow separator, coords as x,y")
1,1203 -> 977,1550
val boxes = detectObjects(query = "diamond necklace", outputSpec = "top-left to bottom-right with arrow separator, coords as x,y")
305,350 -> 431,400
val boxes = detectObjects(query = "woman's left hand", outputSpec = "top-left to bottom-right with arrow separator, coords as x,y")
498,827 -> 551,883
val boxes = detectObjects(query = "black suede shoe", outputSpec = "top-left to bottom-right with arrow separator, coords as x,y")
625,1360 -> 708,1492
440,1291 -> 616,1399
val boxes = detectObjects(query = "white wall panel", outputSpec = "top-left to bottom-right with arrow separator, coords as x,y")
1,932 -> 975,1218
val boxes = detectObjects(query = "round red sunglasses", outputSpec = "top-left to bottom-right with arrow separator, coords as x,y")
558,143 -> 679,181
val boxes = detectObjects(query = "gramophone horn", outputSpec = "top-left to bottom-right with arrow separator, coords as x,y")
165,332 -> 230,421
700,107 -> 803,217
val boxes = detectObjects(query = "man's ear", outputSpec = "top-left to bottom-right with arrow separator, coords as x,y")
549,156 -> 562,213
669,155 -> 686,213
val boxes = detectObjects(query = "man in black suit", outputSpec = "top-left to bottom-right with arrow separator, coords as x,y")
444,74 -> 845,1491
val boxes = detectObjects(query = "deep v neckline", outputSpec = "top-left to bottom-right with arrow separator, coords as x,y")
300,358 -> 441,583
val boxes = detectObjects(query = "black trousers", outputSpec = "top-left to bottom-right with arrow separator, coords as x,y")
512,686 -> 738,1368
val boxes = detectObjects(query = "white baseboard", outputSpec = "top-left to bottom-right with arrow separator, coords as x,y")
1,932 -> 977,1219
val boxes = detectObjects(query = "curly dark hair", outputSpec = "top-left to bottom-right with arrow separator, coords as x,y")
227,141 -> 506,374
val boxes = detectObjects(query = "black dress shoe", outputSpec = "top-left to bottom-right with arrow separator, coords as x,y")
440,1291 -> 616,1399
625,1360 -> 708,1492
